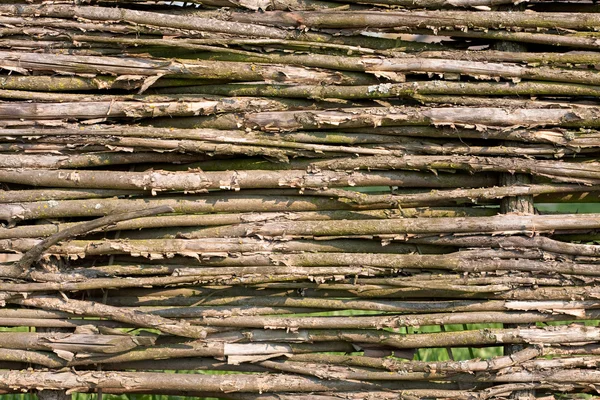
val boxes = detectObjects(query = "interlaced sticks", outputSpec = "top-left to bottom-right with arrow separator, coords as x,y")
0,0 -> 600,398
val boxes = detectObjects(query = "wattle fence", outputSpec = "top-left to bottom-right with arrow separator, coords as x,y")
1,1 -> 600,399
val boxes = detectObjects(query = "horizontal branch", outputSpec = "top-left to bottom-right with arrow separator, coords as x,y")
98,283 -> 600,302
3,299 -> 596,317
56,0 -> 524,10
0,370 -> 393,393
227,10 -> 600,30
415,28 -> 600,50
0,265 -> 399,287
406,234 -> 600,257
0,194 -> 395,221
0,152 -> 205,169
0,97 -> 327,121
299,184 -> 600,208
0,331 -> 155,354
207,52 -> 600,87
0,51 -> 376,86
11,296 -> 208,339
177,212 -> 600,239
155,81 -> 600,99
157,106 -> 600,131
285,346 -> 542,373
0,209 -> 493,239
2,246 -> 595,277
7,133 -> 585,158
0,5 -> 416,51
4,125 -> 598,148
0,189 -> 141,203
172,155 -> 600,184
0,168 -> 495,192
193,309 -> 600,329
222,324 -> 600,349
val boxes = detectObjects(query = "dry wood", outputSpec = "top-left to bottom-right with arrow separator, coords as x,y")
12,296 -> 208,339
15,205 -> 173,270
0,168 -> 495,192
0,2 -> 599,398
157,106 -> 600,131
225,10 -> 600,30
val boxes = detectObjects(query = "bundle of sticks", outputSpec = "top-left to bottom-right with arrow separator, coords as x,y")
1,0 -> 600,399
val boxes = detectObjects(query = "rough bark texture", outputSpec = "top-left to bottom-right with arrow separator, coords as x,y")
0,1 -> 599,399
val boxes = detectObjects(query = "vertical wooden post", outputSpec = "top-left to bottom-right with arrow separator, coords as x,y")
36,327 -> 72,400
494,39 -> 536,397
501,148 -> 535,400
